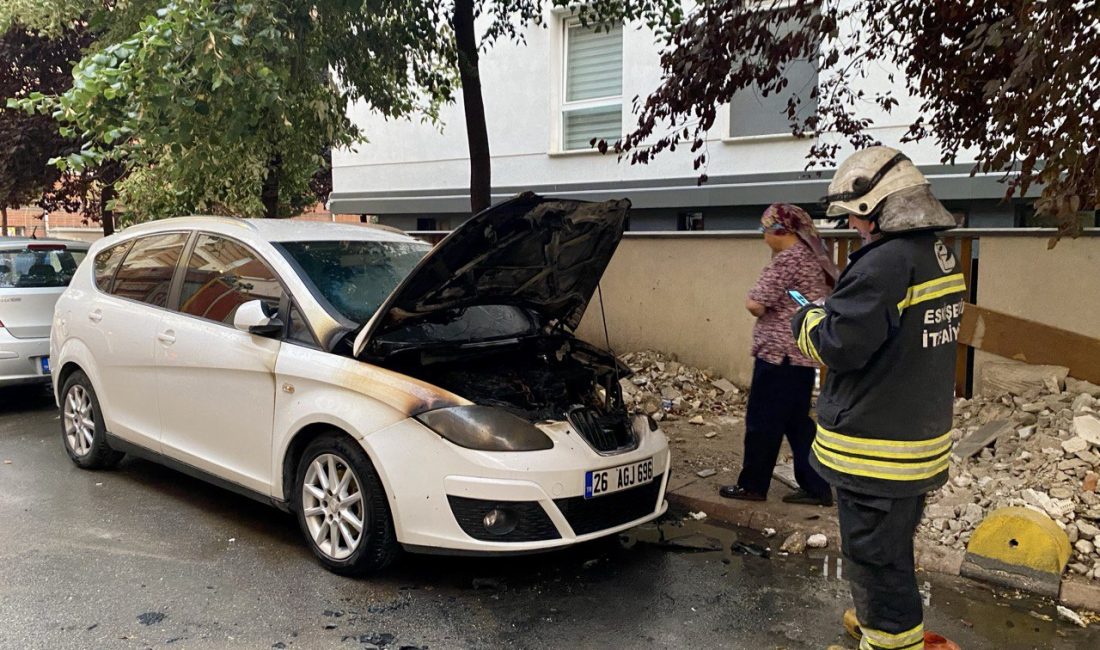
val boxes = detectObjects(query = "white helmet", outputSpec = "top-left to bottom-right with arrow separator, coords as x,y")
823,146 -> 955,233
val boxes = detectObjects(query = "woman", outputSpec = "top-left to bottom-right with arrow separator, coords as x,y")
720,203 -> 839,506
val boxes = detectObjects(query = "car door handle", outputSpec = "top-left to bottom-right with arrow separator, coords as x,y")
157,331 -> 176,345
88,310 -> 103,323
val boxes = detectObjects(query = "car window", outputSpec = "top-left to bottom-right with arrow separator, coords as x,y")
286,302 -> 318,347
0,245 -> 87,288
276,240 -> 430,324
111,233 -> 188,307
93,241 -> 133,292
179,234 -> 283,325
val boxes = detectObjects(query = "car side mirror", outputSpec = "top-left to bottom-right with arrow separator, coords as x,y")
233,299 -> 283,336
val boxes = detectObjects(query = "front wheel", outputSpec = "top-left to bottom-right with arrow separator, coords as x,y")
293,433 -> 398,575
60,370 -> 124,470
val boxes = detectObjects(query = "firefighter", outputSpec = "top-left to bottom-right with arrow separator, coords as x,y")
791,146 -> 963,650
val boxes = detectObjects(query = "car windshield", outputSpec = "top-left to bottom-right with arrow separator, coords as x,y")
277,239 -> 430,323
0,246 -> 87,288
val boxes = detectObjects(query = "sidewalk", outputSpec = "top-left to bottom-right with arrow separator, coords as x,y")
663,436 -> 1100,614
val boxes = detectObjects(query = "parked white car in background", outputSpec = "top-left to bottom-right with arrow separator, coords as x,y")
51,193 -> 670,574
0,238 -> 89,387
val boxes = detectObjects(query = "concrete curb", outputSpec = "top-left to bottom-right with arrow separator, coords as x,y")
666,482 -> 1100,613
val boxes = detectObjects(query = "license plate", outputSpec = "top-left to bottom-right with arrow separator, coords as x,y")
40,357 -> 50,374
585,457 -> 654,499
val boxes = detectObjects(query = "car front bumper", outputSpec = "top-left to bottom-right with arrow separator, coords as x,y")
0,329 -> 50,387
365,417 -> 671,555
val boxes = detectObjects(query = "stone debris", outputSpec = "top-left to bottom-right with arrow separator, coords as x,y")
780,531 -> 807,554
921,368 -> 1100,581
980,362 -> 1069,398
619,350 -> 747,422
762,527 -> 777,538
807,533 -> 828,549
1057,605 -> 1088,628
696,469 -> 717,479
687,511 -> 708,521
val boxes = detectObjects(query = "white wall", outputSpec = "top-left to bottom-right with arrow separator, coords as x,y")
333,1 -> 962,198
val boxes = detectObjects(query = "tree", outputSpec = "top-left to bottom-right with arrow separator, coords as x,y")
10,0 -> 454,223
614,0 -> 1099,235
0,24 -> 90,234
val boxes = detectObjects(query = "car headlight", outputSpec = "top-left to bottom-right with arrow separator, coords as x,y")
416,405 -> 554,451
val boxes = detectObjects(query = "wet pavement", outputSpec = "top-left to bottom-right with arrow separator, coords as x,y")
1,385 -> 1097,649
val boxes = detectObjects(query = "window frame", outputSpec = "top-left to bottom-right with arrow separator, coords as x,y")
101,232 -> 191,309
558,16 -> 624,152
724,1 -> 821,142
168,231 -> 320,348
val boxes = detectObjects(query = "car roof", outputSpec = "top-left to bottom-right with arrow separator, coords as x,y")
0,237 -> 91,250
118,216 -> 423,244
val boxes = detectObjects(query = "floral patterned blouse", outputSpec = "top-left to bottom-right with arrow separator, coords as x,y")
748,243 -> 831,367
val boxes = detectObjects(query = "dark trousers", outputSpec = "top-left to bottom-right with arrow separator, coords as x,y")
837,489 -> 927,650
736,357 -> 830,497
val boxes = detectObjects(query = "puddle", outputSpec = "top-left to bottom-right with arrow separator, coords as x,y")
632,517 -> 1098,648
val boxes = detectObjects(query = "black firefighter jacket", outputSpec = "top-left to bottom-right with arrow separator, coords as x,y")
791,231 -> 966,498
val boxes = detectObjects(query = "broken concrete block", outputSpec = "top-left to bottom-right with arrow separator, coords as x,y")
807,533 -> 828,549
1067,377 -> 1100,398
710,378 -> 739,394
925,503 -> 957,520
696,469 -> 717,478
981,363 -> 1069,398
688,415 -> 705,425
1073,414 -> 1100,447
1084,471 -> 1099,493
953,420 -> 1015,460
1062,436 -> 1090,455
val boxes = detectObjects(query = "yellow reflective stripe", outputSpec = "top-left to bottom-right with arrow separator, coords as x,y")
816,425 -> 953,457
860,622 -> 925,649
813,441 -> 950,481
797,307 -> 826,362
897,273 -> 966,313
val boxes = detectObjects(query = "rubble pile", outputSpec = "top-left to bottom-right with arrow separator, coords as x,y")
618,350 -> 747,423
919,366 -> 1100,580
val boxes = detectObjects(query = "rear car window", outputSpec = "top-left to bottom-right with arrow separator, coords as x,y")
179,234 -> 284,325
111,233 -> 189,307
277,240 -> 430,323
0,245 -> 87,288
93,241 -> 133,292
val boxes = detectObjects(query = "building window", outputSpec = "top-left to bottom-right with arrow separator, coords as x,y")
416,217 -> 439,231
561,20 -> 622,151
728,9 -> 819,138
678,212 -> 705,231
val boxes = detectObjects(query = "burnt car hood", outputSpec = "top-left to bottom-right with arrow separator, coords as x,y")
353,192 -> 630,358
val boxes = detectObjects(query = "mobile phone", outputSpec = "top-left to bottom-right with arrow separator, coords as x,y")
787,289 -> 811,307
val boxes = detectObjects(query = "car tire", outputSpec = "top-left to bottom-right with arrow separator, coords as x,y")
293,433 -> 398,575
60,370 -> 124,470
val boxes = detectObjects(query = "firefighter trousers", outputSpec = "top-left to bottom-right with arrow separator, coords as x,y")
837,488 -> 927,650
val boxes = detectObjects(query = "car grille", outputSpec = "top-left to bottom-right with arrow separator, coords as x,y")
567,406 -> 635,453
447,496 -> 561,542
553,474 -> 664,536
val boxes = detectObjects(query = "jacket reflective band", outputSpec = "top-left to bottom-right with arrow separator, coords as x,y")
897,273 -> 966,314
797,307 -> 826,363
859,622 -> 924,650
813,426 -> 952,481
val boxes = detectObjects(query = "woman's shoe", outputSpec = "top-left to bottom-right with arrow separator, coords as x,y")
718,484 -> 766,501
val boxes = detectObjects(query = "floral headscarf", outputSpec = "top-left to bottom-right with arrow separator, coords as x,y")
762,203 -> 840,286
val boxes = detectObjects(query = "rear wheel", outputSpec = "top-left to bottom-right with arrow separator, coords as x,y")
60,371 -> 124,469
293,433 -> 398,575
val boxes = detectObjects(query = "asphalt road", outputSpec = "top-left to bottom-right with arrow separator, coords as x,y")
1,385 -> 1096,650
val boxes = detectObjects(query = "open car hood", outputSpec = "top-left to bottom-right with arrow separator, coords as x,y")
353,192 -> 630,358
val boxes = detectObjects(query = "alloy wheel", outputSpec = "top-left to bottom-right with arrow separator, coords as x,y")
64,385 -> 95,457
301,453 -> 366,560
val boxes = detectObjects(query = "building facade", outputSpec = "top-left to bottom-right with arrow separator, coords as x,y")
330,4 -> 1062,232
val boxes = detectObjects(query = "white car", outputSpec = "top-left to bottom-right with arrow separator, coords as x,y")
51,193 -> 670,574
1,238 -> 89,387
